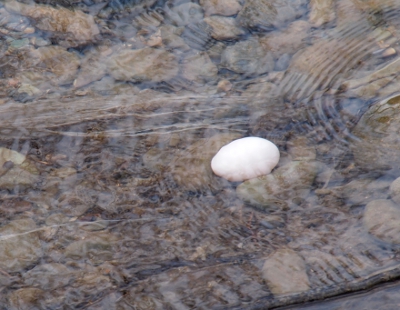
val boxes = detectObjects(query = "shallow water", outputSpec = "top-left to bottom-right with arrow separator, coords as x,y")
1,0 -> 400,309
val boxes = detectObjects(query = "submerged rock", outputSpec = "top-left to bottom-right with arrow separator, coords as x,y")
0,219 -> 42,272
181,52 -> 218,83
31,46 -> 80,85
204,16 -> 246,41
262,248 -> 310,295
236,160 -> 321,211
200,0 -> 242,16
363,199 -> 400,244
352,94 -> 400,170
237,0 -> 306,31
8,288 -> 46,310
107,48 -> 179,83
5,0 -> 99,47
309,0 -> 336,27
342,57 -> 400,99
259,20 -> 311,60
221,38 -> 274,75
0,148 -> 39,190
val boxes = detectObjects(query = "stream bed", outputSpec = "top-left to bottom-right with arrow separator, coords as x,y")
1,0 -> 400,309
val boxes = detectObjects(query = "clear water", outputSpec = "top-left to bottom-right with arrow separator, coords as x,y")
1,0 -> 400,309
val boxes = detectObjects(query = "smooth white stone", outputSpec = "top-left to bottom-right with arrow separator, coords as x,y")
211,137 -> 280,182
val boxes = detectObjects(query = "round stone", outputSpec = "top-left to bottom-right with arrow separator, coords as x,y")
211,137 -> 280,182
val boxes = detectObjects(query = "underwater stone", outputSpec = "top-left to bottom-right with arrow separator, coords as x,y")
363,199 -> 400,244
107,48 -> 178,82
0,219 -> 42,272
211,137 -> 280,182
236,160 -> 320,211
262,248 -> 310,295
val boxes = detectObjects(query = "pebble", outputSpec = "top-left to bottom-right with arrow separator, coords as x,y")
309,0 -> 336,27
5,0 -> 99,47
8,288 -> 46,309
236,160 -> 321,211
0,147 -> 39,190
200,0 -> 242,16
107,48 -> 179,82
204,16 -> 246,40
181,51 -> 218,83
363,199 -> 400,244
262,248 -> 310,295
0,219 -> 42,272
221,38 -> 274,75
352,94 -> 400,170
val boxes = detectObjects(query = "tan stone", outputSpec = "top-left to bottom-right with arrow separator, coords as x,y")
200,0 -> 242,16
262,249 -> 310,295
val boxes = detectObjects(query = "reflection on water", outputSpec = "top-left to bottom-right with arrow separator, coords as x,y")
1,0 -> 400,308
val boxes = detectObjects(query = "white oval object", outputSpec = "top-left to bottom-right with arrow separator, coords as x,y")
211,137 -> 280,182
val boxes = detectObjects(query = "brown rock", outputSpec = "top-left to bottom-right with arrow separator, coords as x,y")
5,0 -> 99,46
200,0 -> 242,16
204,16 -> 246,40
309,0 -> 336,27
107,48 -> 179,82
262,249 -> 310,295
31,46 -> 80,85
363,199 -> 400,244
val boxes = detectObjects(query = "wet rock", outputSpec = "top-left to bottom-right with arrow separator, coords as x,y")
107,48 -> 179,83
30,46 -> 80,85
319,178 -> 390,206
217,79 -> 232,92
0,148 -> 39,190
29,36 -> 50,47
221,38 -> 274,75
5,1 -> 99,47
262,248 -> 310,295
236,160 -> 321,211
259,20 -> 311,59
0,219 -> 42,272
309,0 -> 336,27
200,0 -> 242,16
204,16 -> 246,41
274,53 -> 291,71
158,25 -> 190,51
363,199 -> 400,244
24,263 -> 74,290
17,70 -> 51,93
172,133 -> 241,191
237,0 -> 306,31
8,288 -> 45,310
342,57 -> 400,99
64,235 -> 115,263
181,52 -> 218,83
74,46 -> 111,88
352,94 -> 400,170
